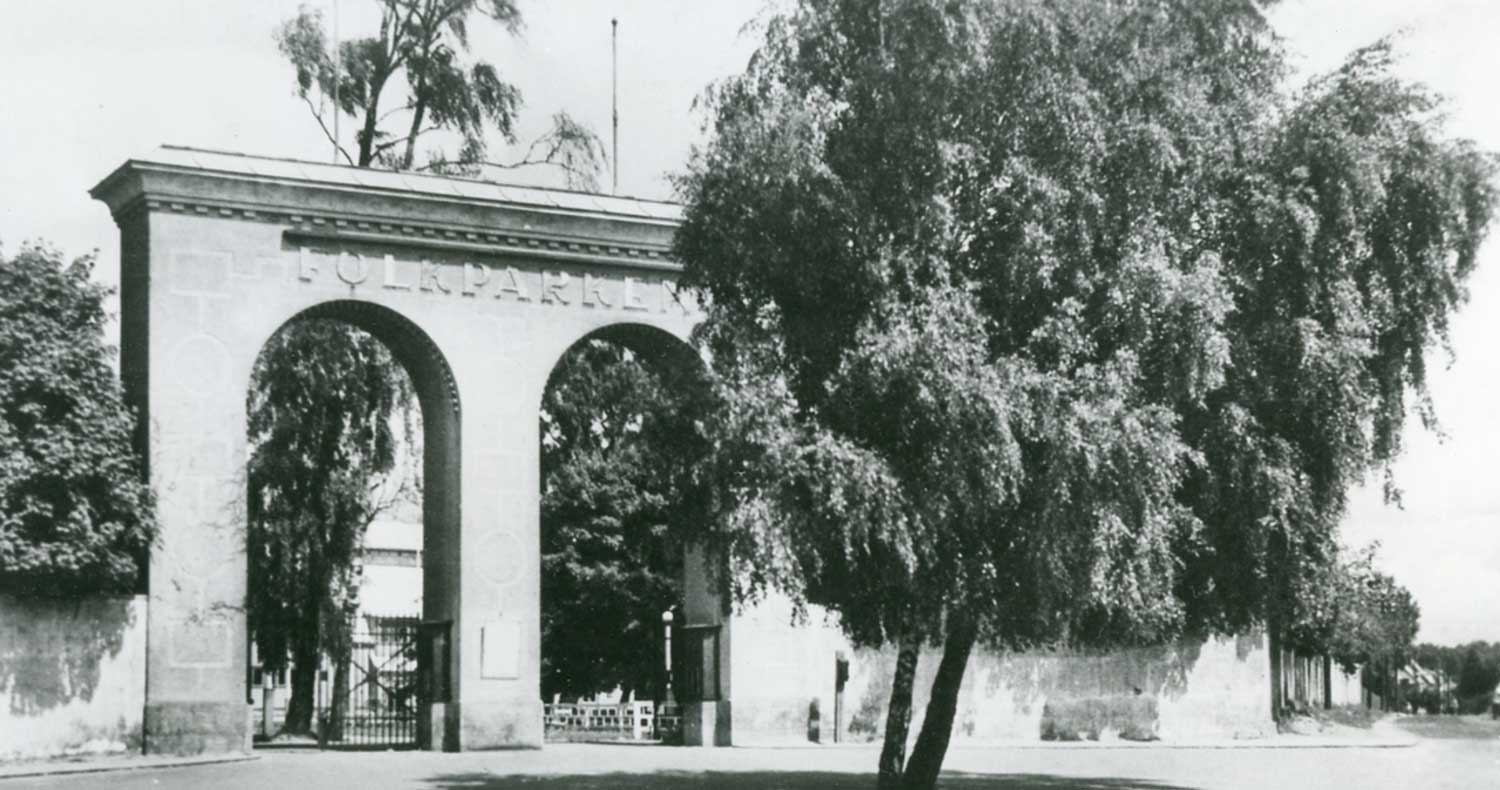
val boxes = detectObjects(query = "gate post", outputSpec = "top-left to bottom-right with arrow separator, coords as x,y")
417,620 -> 453,750
681,544 -> 733,746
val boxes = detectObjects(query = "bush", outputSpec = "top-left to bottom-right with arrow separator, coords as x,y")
0,243 -> 156,594
1407,688 -> 1443,715
1040,695 -> 1160,742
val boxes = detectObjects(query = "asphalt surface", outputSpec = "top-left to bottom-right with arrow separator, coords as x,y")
6,716 -> 1498,790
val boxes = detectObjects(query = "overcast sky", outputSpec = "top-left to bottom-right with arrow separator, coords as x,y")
0,0 -> 1494,645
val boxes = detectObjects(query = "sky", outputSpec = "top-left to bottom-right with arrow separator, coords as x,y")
0,0 -> 1495,645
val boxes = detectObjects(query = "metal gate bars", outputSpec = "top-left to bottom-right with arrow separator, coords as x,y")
316,616 -> 450,749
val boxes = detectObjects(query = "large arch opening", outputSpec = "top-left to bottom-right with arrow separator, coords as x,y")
243,300 -> 461,750
534,322 -> 718,743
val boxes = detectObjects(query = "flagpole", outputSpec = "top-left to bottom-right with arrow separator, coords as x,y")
333,0 -> 341,164
611,17 -> 619,194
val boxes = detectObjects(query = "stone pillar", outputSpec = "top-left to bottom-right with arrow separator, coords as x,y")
134,214 -> 254,754
443,314 -> 544,749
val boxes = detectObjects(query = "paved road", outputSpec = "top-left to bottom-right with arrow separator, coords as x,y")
8,717 -> 1498,790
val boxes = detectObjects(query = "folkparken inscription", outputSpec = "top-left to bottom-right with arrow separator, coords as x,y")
297,247 -> 696,315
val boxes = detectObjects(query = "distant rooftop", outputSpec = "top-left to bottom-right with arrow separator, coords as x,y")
108,145 -> 684,224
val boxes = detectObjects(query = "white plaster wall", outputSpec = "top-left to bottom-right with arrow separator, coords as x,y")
727,591 -> 849,744
0,595 -> 148,761
727,597 -> 1275,744
359,565 -> 423,617
1329,666 -> 1364,707
365,519 -> 422,552
1155,634 -> 1273,739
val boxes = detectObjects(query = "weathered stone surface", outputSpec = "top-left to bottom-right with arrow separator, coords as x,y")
0,595 -> 147,761
143,702 -> 248,755
682,701 -> 733,747
457,700 -> 544,749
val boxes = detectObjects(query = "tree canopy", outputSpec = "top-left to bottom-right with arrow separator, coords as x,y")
1451,644 -> 1500,709
1177,38 -> 1497,644
674,1 -> 1495,787
0,244 -> 157,595
277,0 -> 605,186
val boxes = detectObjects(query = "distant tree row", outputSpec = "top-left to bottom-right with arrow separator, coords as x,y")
1282,545 -> 1420,687
1413,641 -> 1500,713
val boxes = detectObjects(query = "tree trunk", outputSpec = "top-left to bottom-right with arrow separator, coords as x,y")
901,618 -> 977,790
281,637 -> 321,735
1267,621 -> 1283,718
877,639 -> 920,790
356,77 -> 389,167
1323,655 -> 1333,710
402,98 -> 427,170
327,652 -> 351,743
358,106 -> 380,166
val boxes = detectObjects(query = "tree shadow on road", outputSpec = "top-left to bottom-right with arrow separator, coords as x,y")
425,770 -> 1195,789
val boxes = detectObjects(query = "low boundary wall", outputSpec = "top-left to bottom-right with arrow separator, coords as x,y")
728,596 -> 1274,744
0,594 -> 148,761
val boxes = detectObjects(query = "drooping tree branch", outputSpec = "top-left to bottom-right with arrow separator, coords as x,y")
300,95 -> 357,166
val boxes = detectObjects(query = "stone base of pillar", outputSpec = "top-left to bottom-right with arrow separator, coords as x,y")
682,701 -> 733,746
454,699 -> 544,749
244,703 -> 256,753
144,702 -> 249,755
419,702 -> 461,751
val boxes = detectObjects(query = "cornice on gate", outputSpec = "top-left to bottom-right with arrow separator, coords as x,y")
90,145 -> 683,272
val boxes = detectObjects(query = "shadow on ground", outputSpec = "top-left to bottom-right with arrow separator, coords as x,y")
1393,715 -> 1500,740
424,771 -> 1194,789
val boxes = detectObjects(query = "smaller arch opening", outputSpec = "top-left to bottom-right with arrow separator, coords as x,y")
536,322 -> 715,741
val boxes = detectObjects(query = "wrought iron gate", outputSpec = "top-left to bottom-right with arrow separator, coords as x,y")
317,616 -> 421,749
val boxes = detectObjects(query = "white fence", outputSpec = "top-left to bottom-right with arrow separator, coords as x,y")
543,700 -> 675,742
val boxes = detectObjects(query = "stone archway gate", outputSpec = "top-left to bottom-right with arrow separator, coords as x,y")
91,146 -> 723,755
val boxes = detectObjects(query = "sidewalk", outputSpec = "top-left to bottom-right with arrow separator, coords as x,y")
733,714 -> 1416,751
0,752 -> 258,781
744,732 -> 1416,751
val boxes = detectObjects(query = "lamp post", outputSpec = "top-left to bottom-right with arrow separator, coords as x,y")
662,609 -> 675,707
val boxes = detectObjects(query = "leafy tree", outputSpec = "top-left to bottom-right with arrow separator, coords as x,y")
277,0 -> 605,187
1284,547 -> 1418,710
247,319 -> 418,736
539,340 -> 707,701
1176,38 -> 1496,658
679,2 -> 1239,785
1412,641 -> 1457,693
1416,640 -> 1500,712
1363,577 -> 1420,708
1285,548 -> 1416,676
1454,644 -> 1500,710
0,243 -> 156,595
675,1 -> 1494,787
